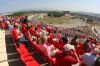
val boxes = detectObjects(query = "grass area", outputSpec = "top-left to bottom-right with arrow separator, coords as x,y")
38,16 -> 71,24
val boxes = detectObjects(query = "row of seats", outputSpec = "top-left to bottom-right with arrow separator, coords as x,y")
11,30 -> 40,66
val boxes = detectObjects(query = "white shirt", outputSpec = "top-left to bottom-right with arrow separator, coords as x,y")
7,21 -> 10,25
81,53 -> 97,66
47,45 -> 54,56
9,25 -> 13,30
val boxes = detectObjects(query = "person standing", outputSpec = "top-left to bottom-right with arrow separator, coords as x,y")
22,16 -> 29,24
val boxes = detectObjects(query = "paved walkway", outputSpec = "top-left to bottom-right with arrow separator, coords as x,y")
0,30 -> 9,66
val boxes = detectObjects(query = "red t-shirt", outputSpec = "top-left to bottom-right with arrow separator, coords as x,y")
55,51 -> 77,66
1,21 -> 6,29
11,28 -> 19,41
20,27 -> 27,33
29,26 -> 35,35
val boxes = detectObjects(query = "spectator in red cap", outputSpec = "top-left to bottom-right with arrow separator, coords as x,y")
20,24 -> 27,34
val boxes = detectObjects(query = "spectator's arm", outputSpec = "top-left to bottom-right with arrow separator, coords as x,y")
72,49 -> 81,63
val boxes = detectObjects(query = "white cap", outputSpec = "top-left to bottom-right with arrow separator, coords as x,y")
63,44 -> 74,51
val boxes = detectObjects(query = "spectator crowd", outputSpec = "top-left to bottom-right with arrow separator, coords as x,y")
0,15 -> 100,66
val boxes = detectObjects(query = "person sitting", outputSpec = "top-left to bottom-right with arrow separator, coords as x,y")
80,48 -> 100,66
12,23 -> 29,47
55,44 -> 80,66
8,23 -> 14,30
20,23 -> 32,40
39,37 -> 59,58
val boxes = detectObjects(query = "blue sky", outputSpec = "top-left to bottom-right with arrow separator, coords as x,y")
0,0 -> 100,14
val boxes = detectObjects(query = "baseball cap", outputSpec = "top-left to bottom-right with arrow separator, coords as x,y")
63,44 -> 74,51
14,23 -> 19,26
22,24 -> 27,27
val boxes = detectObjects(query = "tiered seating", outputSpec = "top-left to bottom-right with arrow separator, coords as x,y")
25,24 -> 87,64
11,29 -> 40,66
24,24 -> 83,66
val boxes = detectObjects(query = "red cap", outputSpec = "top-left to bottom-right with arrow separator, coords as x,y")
22,24 -> 27,27
14,23 -> 19,26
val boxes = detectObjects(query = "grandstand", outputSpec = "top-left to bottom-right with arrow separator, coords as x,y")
0,15 -> 100,66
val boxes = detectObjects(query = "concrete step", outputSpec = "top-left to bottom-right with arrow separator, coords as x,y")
0,61 -> 9,66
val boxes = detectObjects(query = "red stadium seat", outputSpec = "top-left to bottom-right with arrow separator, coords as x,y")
26,60 -> 40,66
17,46 -> 29,56
21,54 -> 33,63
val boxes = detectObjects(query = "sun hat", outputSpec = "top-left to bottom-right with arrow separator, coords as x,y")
63,44 -> 74,51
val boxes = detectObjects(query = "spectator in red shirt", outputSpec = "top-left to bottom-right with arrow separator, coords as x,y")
55,44 -> 80,66
20,24 -> 27,33
12,23 -> 29,47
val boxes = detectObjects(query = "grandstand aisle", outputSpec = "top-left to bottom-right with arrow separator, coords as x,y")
0,30 -> 9,66
5,30 -> 24,66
